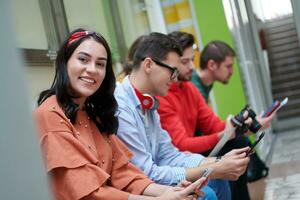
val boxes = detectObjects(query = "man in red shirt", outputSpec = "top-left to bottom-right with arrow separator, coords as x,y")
157,31 -> 274,200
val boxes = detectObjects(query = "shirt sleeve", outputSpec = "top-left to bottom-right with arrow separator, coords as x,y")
81,186 -> 129,200
154,113 -> 204,168
50,165 -> 129,200
155,121 -> 204,182
110,136 -> 153,195
36,121 -> 113,199
116,106 -> 203,185
158,86 -> 225,153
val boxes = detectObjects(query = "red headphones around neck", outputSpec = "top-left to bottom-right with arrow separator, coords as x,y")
134,87 -> 159,110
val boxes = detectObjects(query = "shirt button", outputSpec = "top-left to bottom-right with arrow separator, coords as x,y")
85,125 -> 88,128
60,119 -> 63,124
102,160 -> 105,164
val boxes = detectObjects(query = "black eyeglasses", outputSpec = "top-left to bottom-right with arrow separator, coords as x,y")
142,57 -> 179,80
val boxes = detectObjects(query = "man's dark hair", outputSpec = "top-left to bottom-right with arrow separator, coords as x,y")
168,31 -> 195,50
132,32 -> 182,69
37,28 -> 118,134
201,41 -> 236,69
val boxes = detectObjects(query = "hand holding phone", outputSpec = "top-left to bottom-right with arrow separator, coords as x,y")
246,132 -> 265,156
263,97 -> 288,117
192,168 -> 213,195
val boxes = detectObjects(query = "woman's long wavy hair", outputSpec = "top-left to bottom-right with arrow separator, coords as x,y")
38,28 -> 118,134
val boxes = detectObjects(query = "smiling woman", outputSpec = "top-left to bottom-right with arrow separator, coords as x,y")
66,38 -> 107,106
33,28 -> 207,200
37,29 -> 116,130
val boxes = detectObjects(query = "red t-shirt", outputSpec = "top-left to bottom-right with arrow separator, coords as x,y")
157,82 -> 225,153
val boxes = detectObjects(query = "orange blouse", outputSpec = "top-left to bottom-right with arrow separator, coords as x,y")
34,96 -> 152,200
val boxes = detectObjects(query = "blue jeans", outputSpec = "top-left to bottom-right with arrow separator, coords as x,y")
199,185 -> 218,200
208,179 -> 231,200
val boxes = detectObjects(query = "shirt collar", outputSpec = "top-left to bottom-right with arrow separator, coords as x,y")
122,76 -> 142,109
193,70 -> 213,91
199,77 -> 213,94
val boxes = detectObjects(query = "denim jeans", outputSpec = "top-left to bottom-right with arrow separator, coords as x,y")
208,179 -> 231,200
199,185 -> 218,200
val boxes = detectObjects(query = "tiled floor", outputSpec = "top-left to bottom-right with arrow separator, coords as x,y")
264,173 -> 300,199
248,129 -> 300,200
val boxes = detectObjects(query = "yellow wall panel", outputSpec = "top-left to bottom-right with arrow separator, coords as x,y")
163,5 -> 179,24
175,1 -> 191,20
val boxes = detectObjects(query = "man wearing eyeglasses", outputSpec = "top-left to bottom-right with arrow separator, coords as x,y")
115,32 -> 250,200
156,31 -> 274,200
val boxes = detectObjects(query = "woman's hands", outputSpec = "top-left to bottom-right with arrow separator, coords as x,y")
157,177 -> 208,200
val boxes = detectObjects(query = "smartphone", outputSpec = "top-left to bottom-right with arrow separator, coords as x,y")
194,168 -> 213,191
201,168 -> 213,178
262,100 -> 280,117
262,97 -> 288,117
246,132 -> 265,156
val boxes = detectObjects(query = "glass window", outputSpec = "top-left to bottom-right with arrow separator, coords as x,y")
251,0 -> 292,22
